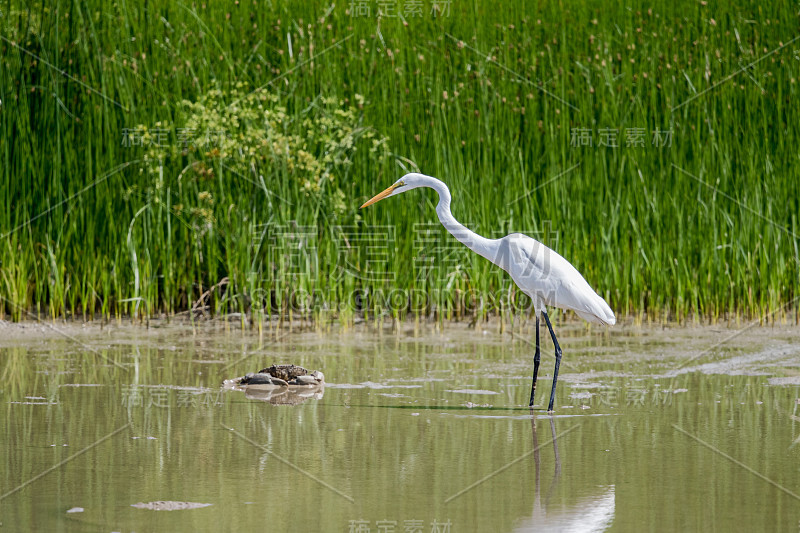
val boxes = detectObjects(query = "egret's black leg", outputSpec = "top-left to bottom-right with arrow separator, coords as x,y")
528,316 -> 541,407
542,311 -> 562,411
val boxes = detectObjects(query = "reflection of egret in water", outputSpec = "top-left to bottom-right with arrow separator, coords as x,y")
516,413 -> 615,532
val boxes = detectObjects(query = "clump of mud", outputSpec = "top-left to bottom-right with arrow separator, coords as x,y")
223,364 -> 325,406
232,364 -> 325,387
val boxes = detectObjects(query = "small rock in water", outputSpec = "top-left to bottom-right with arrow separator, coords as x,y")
224,364 -> 326,405
293,375 -> 317,385
246,373 -> 273,385
66,507 -> 84,513
233,364 -> 324,387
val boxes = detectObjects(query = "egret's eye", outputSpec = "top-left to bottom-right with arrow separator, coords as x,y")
395,180 -> 406,188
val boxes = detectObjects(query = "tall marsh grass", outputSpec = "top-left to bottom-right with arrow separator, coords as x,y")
1,1 -> 798,325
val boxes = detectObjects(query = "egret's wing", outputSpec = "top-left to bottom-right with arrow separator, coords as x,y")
502,234 -> 615,325
495,234 -> 562,300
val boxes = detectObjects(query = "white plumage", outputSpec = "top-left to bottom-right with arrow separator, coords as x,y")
499,233 -> 616,326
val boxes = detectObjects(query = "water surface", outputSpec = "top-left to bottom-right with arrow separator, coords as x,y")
1,321 -> 799,531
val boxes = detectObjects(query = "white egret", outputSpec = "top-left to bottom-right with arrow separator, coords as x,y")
360,173 -> 615,411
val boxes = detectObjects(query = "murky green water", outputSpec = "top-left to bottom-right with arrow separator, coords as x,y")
1,321 -> 799,532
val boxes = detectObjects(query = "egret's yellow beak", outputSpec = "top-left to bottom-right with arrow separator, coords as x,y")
360,183 -> 399,208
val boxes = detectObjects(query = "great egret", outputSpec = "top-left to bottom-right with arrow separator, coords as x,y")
360,173 -> 615,411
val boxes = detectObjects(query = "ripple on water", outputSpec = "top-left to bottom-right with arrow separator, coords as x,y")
131,502 -> 212,511
326,382 -> 423,389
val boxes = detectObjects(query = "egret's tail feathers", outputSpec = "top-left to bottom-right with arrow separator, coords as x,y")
600,311 -> 616,326
576,310 -> 615,326
576,296 -> 616,326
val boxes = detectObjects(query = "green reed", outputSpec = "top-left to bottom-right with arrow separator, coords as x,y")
0,0 -> 798,324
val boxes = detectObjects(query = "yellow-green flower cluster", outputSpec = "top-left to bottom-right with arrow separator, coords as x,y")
137,84 -> 391,215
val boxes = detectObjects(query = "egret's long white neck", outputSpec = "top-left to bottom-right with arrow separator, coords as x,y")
422,177 -> 497,262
